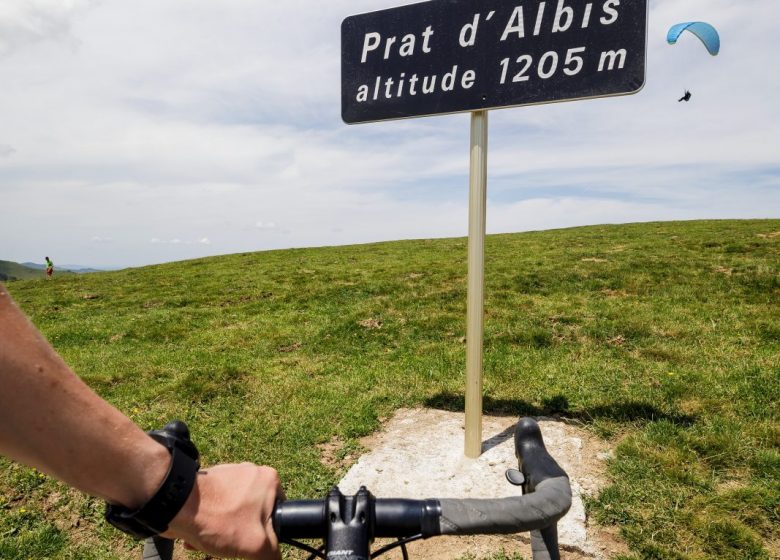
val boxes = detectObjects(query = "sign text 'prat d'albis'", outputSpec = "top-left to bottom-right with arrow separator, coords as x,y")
341,0 -> 648,124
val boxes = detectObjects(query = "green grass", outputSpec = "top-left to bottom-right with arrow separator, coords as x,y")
1,219 -> 778,559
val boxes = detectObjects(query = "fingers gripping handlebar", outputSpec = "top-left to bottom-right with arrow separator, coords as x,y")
141,417 -> 571,560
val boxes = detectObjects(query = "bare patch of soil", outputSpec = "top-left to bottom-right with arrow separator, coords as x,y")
607,335 -> 626,347
601,289 -> 629,298
393,533 -> 618,560
358,318 -> 383,329
317,436 -> 358,472
278,342 -> 302,353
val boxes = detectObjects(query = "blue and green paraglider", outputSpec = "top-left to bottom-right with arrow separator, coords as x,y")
667,22 -> 720,102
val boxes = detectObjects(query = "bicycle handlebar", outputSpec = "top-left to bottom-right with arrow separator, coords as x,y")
142,417 -> 571,560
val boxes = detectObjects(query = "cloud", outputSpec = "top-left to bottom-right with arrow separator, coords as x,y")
0,0 -> 777,268
0,0 -> 97,57
151,237 -> 211,246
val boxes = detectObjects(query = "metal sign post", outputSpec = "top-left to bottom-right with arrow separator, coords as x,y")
465,109 -> 488,458
341,0 -> 648,457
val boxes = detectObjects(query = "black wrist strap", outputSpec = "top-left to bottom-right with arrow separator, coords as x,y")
106,422 -> 200,539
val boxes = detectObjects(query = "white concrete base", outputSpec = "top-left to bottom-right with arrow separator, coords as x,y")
338,408 -> 613,559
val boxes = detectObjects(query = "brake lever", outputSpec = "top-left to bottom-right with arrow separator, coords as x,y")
514,417 -> 568,492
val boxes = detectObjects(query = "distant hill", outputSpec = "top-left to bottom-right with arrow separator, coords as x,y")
0,260 -> 43,281
21,262 -> 103,274
0,260 -> 92,281
20,262 -> 46,270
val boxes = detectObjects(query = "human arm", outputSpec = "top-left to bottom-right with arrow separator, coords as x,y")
0,283 -> 282,559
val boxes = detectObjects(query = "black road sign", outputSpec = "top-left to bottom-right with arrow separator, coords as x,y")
342,0 -> 647,124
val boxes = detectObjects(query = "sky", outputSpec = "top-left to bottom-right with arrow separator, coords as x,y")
1,0 -> 778,269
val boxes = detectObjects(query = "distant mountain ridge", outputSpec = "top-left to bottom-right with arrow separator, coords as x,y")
1,260 -> 103,281
0,260 -> 43,281
21,262 -> 103,273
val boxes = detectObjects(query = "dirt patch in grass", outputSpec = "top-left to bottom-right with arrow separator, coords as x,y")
278,341 -> 302,353
601,289 -> 629,298
316,436 -> 358,472
607,335 -> 626,347
765,536 -> 780,558
372,534 -> 604,560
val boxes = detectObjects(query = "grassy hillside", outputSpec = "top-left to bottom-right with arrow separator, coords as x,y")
1,220 -> 778,559
0,260 -> 44,281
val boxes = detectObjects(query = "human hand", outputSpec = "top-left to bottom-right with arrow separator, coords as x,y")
165,463 -> 284,560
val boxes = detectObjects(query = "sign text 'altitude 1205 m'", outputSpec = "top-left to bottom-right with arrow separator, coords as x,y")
341,0 -> 648,124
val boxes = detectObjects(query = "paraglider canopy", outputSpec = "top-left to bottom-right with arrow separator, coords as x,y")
667,22 -> 720,56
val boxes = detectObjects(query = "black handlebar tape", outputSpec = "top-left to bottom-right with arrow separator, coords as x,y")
437,476 -> 571,535
142,536 -> 174,560
272,499 -> 327,539
532,525 -> 560,560
374,499 -> 441,538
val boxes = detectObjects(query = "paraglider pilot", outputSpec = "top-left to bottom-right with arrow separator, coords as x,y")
667,22 -> 719,103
